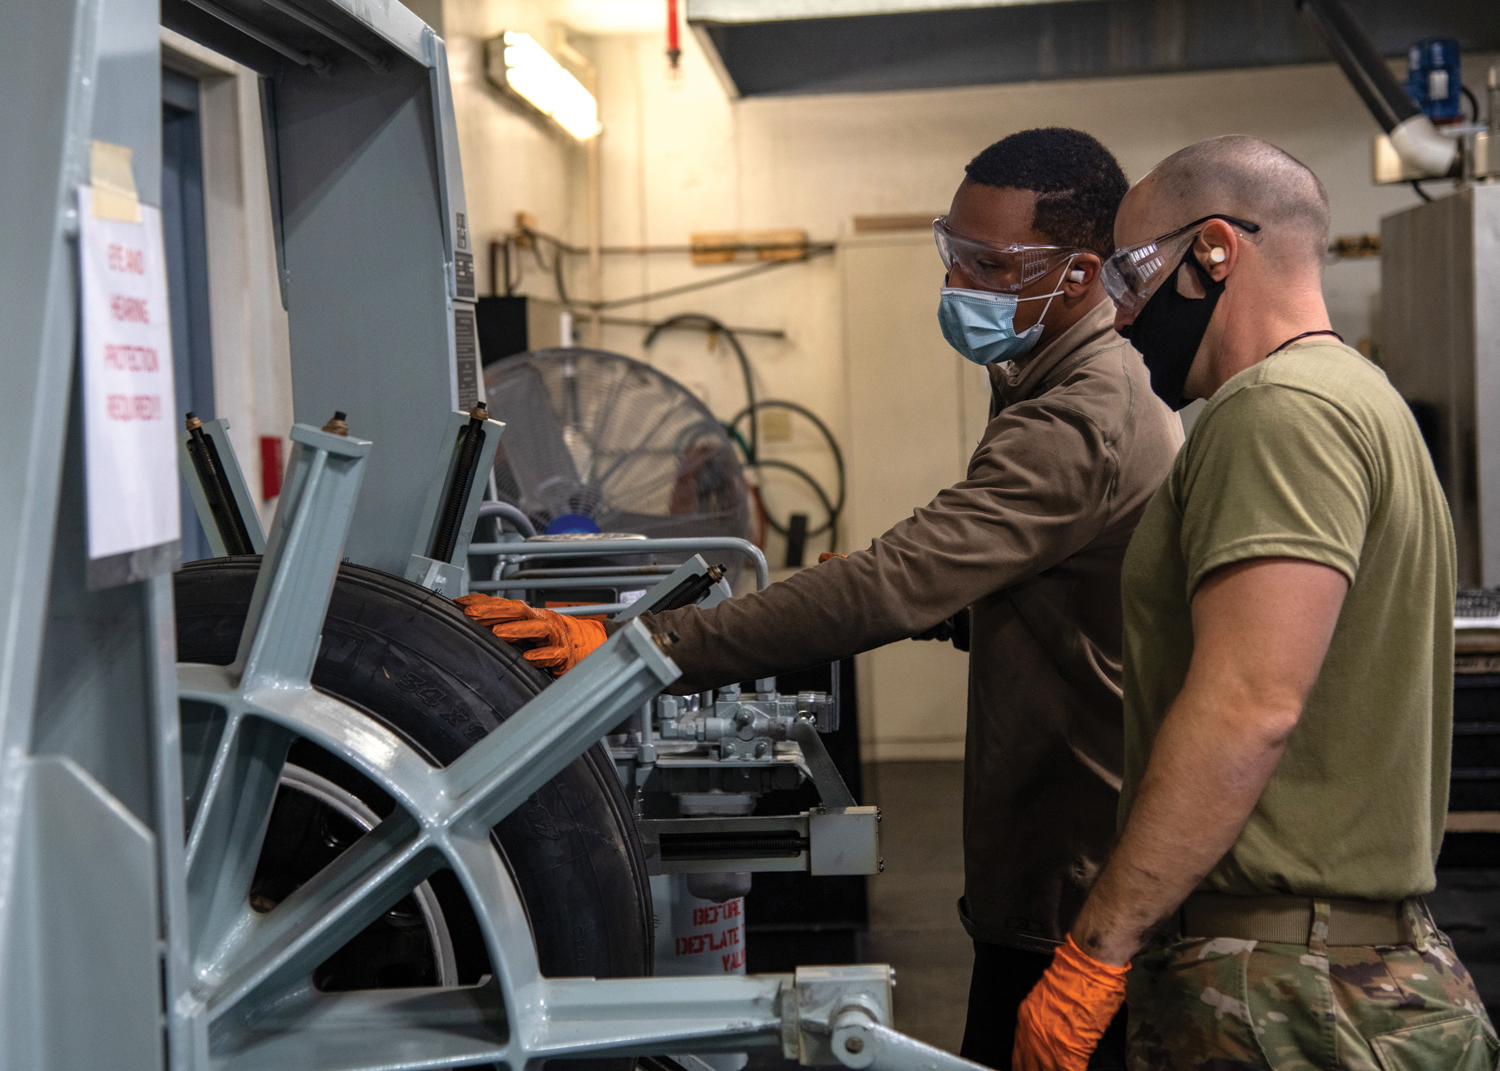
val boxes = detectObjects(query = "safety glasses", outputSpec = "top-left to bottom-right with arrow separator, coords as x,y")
1101,214 -> 1261,314
933,217 -> 1086,294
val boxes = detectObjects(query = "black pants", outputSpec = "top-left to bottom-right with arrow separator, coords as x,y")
959,941 -> 1128,1071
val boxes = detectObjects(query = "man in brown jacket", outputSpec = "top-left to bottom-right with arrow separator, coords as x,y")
462,128 -> 1182,1068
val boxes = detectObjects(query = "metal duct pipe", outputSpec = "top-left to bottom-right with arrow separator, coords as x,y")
1296,0 -> 1456,177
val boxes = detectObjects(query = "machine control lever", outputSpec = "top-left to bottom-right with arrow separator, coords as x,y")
184,412 -> 255,555
791,718 -> 857,810
431,403 -> 489,562
646,563 -> 727,614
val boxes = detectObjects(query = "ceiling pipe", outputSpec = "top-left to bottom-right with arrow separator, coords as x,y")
667,0 -> 682,67
1296,0 -> 1456,177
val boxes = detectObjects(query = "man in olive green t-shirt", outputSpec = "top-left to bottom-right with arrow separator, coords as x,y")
1011,136 -> 1497,1071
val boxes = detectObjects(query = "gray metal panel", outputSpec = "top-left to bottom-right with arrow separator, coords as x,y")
1472,185 -> 1500,584
33,402 -> 158,822
27,0 -> 168,828
4,758 -> 163,1071
0,0 -> 97,775
1381,191 -> 1483,585
0,0 -> 192,1064
270,54 -> 455,573
426,30 -> 473,299
95,0 -> 162,207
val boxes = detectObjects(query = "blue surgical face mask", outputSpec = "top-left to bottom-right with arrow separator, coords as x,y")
937,258 -> 1074,366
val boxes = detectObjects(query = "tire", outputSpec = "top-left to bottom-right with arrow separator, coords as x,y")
173,556 -> 654,1001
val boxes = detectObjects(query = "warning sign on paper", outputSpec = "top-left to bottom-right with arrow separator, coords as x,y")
78,186 -> 180,560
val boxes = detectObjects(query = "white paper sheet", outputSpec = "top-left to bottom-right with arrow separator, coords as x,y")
78,186 -> 181,559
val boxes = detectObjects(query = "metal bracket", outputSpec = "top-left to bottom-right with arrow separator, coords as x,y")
639,807 -> 879,876
785,965 -> 892,1066
177,416 -> 267,556
469,535 -> 772,592
614,555 -> 733,621
405,408 -> 504,597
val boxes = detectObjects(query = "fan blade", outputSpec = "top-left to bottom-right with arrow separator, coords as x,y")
486,362 -> 587,522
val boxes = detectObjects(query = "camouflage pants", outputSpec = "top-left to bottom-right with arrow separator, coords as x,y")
1126,900 -> 1498,1070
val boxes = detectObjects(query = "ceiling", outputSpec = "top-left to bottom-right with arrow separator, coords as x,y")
686,0 -> 1500,98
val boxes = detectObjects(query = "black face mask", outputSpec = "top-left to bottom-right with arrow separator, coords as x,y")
1118,250 -> 1225,411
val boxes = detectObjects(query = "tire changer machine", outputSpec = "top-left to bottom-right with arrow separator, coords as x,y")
0,2 -> 988,1070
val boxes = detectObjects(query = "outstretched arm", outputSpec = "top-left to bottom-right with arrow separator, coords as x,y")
653,402 -> 1118,693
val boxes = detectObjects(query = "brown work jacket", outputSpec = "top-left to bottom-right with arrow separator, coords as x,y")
647,299 -> 1183,951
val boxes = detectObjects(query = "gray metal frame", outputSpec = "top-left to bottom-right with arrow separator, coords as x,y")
1380,184 -> 1500,586
174,420 -> 960,1071
1,0 -> 193,1066
469,535 -> 771,614
404,408 -> 505,596
177,416 -> 268,556
161,0 -> 482,577
2,1 -> 979,1067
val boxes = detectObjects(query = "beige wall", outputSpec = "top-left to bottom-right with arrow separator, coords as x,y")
443,0 -> 589,295
441,0 -> 1490,756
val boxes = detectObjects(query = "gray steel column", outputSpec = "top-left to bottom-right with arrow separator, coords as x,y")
0,0 -> 186,1066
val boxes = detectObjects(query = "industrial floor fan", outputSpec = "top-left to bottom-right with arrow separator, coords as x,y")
486,348 -> 750,549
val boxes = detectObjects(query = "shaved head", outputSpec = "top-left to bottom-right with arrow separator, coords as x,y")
1125,135 -> 1330,273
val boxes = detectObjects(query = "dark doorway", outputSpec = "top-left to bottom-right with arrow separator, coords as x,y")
162,66 -> 215,563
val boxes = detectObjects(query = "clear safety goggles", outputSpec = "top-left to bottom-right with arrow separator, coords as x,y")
933,217 -> 1086,294
1101,214 -> 1261,314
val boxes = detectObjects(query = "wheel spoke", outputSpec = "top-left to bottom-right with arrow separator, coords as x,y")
215,985 -> 508,1071
186,708 -> 297,971
207,809 -> 436,1024
533,975 -> 785,1058
439,622 -> 677,835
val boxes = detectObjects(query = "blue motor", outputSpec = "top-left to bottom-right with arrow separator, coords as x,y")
1405,38 -> 1463,124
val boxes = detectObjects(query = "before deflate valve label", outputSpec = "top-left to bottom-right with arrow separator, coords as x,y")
453,305 -> 479,411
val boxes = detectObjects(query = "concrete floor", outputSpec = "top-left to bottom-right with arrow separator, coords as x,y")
862,761 -> 971,1054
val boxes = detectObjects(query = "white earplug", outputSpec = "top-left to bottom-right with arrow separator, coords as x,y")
1068,268 -> 1086,283
1209,247 -> 1227,264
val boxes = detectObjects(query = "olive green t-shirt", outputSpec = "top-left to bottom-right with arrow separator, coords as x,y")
1119,340 -> 1456,899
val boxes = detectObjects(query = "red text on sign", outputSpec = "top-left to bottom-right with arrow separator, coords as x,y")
103,344 -> 159,372
107,243 -> 146,275
691,900 -> 742,927
106,394 -> 162,421
110,295 -> 149,324
673,926 -> 741,957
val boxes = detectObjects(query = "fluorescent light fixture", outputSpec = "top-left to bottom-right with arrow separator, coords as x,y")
489,31 -> 601,141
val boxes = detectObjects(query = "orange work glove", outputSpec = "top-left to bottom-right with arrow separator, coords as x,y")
818,552 -> 846,564
1012,935 -> 1129,1071
455,595 -> 606,675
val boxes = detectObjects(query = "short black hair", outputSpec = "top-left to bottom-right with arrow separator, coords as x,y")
964,128 -> 1129,257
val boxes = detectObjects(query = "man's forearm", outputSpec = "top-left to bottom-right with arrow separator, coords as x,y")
651,544 -> 996,694
1069,684 -> 1295,965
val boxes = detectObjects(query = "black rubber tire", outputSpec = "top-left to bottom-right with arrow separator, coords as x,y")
173,557 -> 654,991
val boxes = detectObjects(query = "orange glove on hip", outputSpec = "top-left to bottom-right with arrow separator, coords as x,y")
818,552 -> 846,564
1012,935 -> 1129,1071
455,595 -> 607,675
